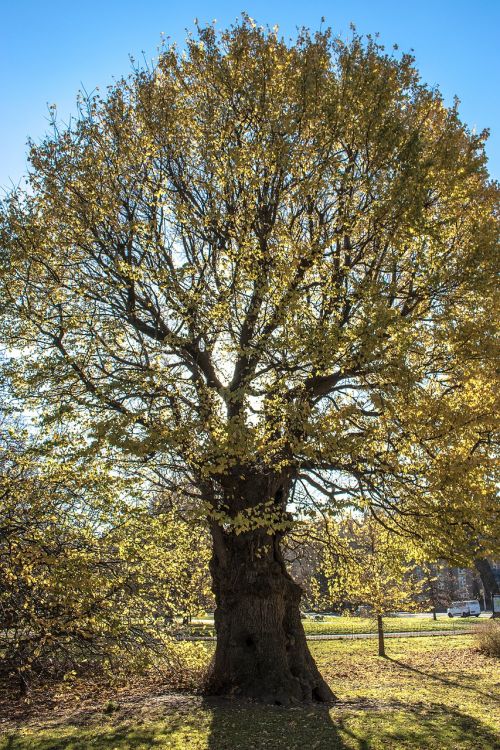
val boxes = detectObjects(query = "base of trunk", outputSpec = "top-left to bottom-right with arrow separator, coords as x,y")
206,621 -> 334,706
377,615 -> 386,658
207,527 -> 335,705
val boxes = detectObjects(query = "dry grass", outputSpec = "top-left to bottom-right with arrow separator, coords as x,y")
475,619 -> 500,657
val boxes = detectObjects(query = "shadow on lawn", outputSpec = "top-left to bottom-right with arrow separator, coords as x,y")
205,699 -> 500,750
1,696 -> 499,750
386,657 -> 500,704
0,704 -> 348,750
339,702 -> 500,750
205,699 -> 348,750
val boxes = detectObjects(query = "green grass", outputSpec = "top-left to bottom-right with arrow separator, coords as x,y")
1,636 -> 498,749
185,614 -> 482,637
302,614 -> 482,636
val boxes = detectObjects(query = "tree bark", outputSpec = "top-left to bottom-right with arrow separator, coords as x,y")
377,615 -> 385,657
206,521 -> 335,704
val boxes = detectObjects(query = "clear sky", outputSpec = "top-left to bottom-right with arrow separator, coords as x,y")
1,0 -> 499,191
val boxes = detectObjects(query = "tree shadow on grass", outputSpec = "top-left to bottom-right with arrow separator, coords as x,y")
0,711 -> 208,750
1,695 -> 499,750
386,657 -> 500,704
204,697 -> 500,750
204,698 -> 348,750
0,704 -> 346,750
339,702 -> 500,750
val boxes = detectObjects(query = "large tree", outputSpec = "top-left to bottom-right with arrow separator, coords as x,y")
1,18 -> 498,703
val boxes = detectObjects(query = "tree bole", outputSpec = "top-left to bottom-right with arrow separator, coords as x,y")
474,558 -> 499,615
377,614 -> 386,658
206,524 -> 335,705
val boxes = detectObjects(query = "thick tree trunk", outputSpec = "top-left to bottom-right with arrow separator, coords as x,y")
206,522 -> 335,704
377,615 -> 385,657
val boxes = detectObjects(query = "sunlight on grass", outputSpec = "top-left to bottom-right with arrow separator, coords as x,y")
1,636 -> 498,750
186,615 -> 482,638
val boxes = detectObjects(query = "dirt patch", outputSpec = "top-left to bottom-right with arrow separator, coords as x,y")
0,675 -> 203,733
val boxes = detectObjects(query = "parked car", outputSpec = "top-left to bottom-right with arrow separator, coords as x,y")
447,600 -> 481,618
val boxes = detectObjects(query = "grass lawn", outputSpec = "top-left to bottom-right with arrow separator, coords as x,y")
1,635 -> 498,749
186,614 -> 482,637
302,615 -> 482,636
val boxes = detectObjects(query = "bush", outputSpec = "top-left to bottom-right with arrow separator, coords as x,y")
475,620 -> 500,657
0,433 -> 212,693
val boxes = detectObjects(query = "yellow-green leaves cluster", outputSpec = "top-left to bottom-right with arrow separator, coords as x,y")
0,434 -> 211,688
0,17 -> 498,542
322,514 -> 425,616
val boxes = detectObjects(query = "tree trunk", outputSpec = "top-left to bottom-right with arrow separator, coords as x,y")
432,608 -> 437,621
206,522 -> 335,704
377,615 -> 385,657
474,558 -> 499,616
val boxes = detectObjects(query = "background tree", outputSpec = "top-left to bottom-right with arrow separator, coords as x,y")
475,559 -> 500,615
420,562 -> 452,620
283,521 -> 330,612
0,426 -> 209,693
1,18 -> 498,703
323,514 -> 424,656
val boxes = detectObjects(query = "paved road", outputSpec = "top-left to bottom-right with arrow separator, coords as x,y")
180,629 -> 475,642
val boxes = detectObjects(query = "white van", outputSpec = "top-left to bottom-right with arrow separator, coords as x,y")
447,600 -> 481,618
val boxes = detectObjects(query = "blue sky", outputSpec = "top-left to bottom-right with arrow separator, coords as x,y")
1,1 -> 499,190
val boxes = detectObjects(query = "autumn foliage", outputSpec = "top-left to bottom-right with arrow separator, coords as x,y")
0,428 -> 210,691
